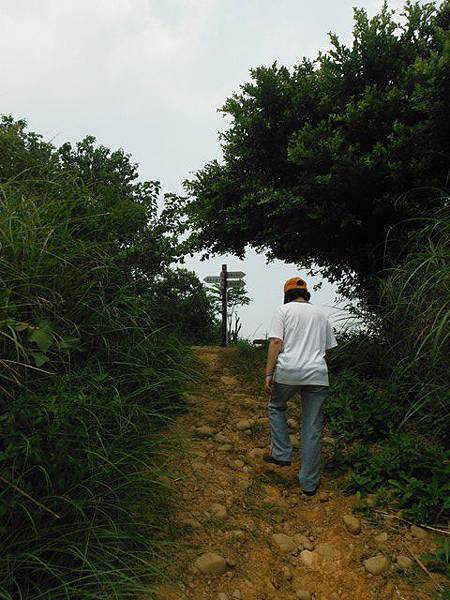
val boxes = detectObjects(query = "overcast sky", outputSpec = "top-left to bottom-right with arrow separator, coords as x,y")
1,0 -> 417,337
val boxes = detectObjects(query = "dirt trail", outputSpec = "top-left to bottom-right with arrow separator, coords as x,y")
155,347 -> 441,600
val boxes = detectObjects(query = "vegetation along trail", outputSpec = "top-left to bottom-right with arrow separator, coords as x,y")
156,347 -> 446,600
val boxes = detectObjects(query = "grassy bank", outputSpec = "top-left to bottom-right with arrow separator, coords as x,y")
0,118 -> 202,599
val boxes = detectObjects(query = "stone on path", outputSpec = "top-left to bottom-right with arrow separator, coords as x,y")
179,516 -> 202,529
364,554 -> 390,575
366,494 -> 377,507
231,590 -> 242,599
218,443 -> 233,452
215,433 -> 231,444
282,565 -> 293,581
227,529 -> 245,539
217,594 -> 228,600
315,543 -> 340,560
195,425 -> 215,437
289,433 -> 299,448
293,533 -> 314,551
272,533 -> 296,554
410,525 -> 427,539
296,591 -> 312,600
343,514 -> 361,534
195,552 -> 228,575
247,448 -> 265,463
230,459 -> 245,470
236,419 -> 252,431
397,555 -> 414,569
300,549 -> 319,569
210,503 -> 228,520
287,418 -> 298,429
236,477 -> 251,490
374,532 -> 388,544
318,491 -> 331,503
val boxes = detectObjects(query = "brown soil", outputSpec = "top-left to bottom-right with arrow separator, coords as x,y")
154,347 -> 445,600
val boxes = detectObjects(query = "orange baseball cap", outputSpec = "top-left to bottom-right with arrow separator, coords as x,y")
284,277 -> 308,293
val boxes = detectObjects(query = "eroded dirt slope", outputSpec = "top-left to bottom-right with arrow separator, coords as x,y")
155,347 -> 444,600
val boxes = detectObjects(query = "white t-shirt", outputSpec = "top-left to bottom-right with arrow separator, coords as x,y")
268,301 -> 337,386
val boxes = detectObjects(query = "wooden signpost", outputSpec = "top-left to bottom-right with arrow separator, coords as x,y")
221,265 -> 228,347
204,265 -> 246,347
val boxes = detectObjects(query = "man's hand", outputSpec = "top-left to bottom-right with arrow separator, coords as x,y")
264,374 -> 273,398
265,338 -> 282,399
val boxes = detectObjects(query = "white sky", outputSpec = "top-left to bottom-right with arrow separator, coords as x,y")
1,0 -> 423,337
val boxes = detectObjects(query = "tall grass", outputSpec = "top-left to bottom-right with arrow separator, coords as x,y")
0,373 -> 181,600
0,120 -> 197,598
382,205 -> 450,434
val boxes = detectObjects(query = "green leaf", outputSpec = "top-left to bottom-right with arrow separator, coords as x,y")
13,322 -> 30,332
30,352 -> 50,367
29,322 -> 54,352
58,336 -> 82,352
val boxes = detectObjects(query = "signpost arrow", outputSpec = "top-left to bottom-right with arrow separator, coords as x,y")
227,280 -> 244,288
203,276 -> 222,284
226,271 -> 245,279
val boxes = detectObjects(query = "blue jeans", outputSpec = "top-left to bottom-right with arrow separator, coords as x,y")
268,382 -> 329,492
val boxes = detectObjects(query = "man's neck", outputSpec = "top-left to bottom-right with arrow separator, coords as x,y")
294,298 -> 307,303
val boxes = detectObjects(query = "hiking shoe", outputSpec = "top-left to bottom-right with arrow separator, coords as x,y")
301,488 -> 317,497
263,455 -> 292,467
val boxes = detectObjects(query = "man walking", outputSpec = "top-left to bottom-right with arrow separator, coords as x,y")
264,277 -> 337,496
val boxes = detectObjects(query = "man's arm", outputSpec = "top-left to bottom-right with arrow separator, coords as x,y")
265,338 -> 282,397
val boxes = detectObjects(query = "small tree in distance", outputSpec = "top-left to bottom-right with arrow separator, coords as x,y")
207,282 -> 250,343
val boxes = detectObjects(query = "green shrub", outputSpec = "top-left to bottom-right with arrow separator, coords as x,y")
329,331 -> 391,380
422,538 -> 450,579
151,268 -> 219,344
341,433 -> 450,523
327,370 -> 402,442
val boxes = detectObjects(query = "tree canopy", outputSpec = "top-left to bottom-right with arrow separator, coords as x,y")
0,117 -> 216,356
185,1 -> 450,298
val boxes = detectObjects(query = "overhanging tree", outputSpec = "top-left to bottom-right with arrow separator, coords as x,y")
184,1 -> 450,300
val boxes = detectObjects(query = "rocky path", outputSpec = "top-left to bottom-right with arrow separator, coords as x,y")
155,347 -> 442,600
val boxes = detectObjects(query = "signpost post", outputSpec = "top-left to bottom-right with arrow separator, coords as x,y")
203,266 -> 246,348
221,264 -> 227,347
